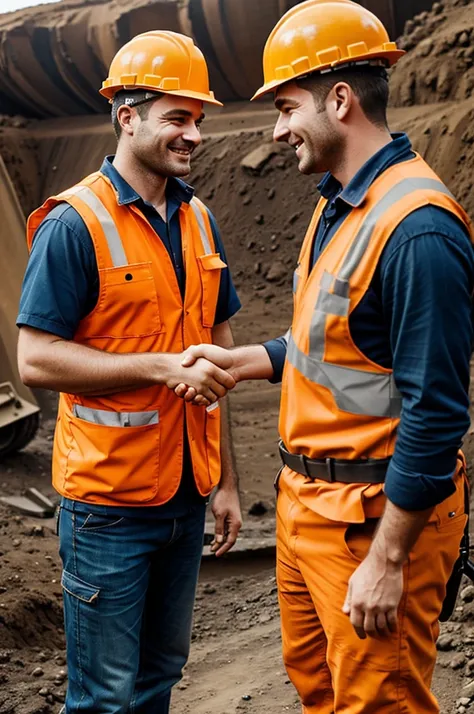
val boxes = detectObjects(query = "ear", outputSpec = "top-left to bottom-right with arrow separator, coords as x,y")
116,105 -> 136,136
327,82 -> 352,122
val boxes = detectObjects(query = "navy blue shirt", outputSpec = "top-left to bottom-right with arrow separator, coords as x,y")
17,156 -> 241,518
264,133 -> 474,511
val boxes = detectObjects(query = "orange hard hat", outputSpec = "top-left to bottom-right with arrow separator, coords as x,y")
252,0 -> 405,100
100,31 -> 222,107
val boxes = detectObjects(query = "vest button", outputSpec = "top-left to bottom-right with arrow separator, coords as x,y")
125,273 -> 133,281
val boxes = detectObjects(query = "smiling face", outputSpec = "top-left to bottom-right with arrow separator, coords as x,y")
273,80 -> 346,176
120,94 -> 205,178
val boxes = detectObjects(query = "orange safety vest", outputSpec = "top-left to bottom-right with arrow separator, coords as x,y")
27,171 -> 227,506
280,154 -> 473,522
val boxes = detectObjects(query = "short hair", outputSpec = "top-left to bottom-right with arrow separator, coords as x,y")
111,90 -> 163,140
296,66 -> 389,128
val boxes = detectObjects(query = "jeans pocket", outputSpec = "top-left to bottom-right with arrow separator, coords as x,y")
61,570 -> 100,604
75,513 -> 125,532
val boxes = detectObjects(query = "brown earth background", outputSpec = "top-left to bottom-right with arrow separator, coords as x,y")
2,0 -> 474,712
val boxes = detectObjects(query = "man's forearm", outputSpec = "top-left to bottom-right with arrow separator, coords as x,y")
369,499 -> 433,566
232,344 -> 275,382
19,333 -> 171,394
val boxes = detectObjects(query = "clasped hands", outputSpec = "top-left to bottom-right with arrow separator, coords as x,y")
168,344 -> 236,406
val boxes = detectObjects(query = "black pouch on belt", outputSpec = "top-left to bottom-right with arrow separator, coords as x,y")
439,482 -> 474,622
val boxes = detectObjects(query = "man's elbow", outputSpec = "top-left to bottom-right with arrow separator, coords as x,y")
18,354 -> 44,388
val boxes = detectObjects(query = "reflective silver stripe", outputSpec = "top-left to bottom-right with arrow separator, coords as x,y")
288,333 -> 402,418
338,178 -> 453,282
293,270 -> 299,294
320,270 -> 333,290
73,405 -> 159,427
190,199 -> 212,255
309,288 -> 350,359
65,186 -> 128,267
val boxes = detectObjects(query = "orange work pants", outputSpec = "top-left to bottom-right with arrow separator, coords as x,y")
276,466 -> 467,713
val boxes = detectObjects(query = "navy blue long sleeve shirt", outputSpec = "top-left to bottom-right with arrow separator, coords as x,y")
264,133 -> 474,511
17,156 -> 241,518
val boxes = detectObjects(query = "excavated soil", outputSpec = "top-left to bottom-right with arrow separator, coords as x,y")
3,26 -> 474,713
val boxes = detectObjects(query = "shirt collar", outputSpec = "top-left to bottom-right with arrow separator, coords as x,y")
317,133 -> 415,208
100,155 -> 195,209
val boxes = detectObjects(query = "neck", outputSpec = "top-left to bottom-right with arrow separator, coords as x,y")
113,143 -> 168,207
332,125 -> 392,188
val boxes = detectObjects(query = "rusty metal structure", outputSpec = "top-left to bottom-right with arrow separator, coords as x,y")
0,155 -> 40,458
0,0 -> 433,118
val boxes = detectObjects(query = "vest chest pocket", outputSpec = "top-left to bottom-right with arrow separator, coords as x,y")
198,253 -> 227,328
93,263 -> 163,338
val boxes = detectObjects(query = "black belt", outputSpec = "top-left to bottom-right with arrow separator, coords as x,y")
279,442 -> 389,484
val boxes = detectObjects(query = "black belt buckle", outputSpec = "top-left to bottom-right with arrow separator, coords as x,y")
326,457 -> 335,482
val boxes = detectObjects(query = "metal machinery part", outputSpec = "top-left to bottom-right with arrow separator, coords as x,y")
0,0 -> 433,118
0,155 -> 40,459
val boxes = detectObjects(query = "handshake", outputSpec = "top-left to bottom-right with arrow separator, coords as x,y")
167,344 -> 237,407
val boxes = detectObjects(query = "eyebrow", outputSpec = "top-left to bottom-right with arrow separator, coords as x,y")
274,98 -> 298,111
161,109 -> 206,122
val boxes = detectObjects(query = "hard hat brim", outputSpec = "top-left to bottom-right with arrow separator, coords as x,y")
251,48 -> 405,101
100,84 -> 223,107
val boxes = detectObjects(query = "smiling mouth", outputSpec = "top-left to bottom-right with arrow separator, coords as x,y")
169,146 -> 192,157
294,140 -> 304,151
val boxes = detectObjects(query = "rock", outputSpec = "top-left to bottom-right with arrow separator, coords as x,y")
46,694 -> 54,705
0,587 -> 6,594
267,188 -> 276,200
437,633 -> 455,651
243,196 -> 252,206
419,39 -> 433,57
461,585 -> 474,603
466,658 -> 474,675
288,212 -> 301,225
432,2 -> 444,14
12,539 -> 21,547
270,243 -> 280,252
248,501 -> 268,516
258,613 -> 272,624
239,185 -> 248,196
247,240 -> 256,250
32,526 -> 44,537
457,698 -> 471,707
266,261 -> 287,283
459,707 -> 467,714
216,148 -> 228,161
254,214 -> 265,225
31,667 -> 44,678
203,584 -> 216,595
458,31 -> 471,48
241,143 -> 276,172
0,651 -> 11,664
38,652 -> 49,662
38,688 -> 50,697
462,679 -> 474,698
254,262 -> 262,275
450,652 -> 466,669
242,694 -> 252,701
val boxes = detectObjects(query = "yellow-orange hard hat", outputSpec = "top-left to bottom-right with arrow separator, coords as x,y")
252,0 -> 405,100
100,31 -> 222,106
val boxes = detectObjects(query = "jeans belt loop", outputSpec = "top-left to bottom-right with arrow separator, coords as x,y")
326,457 -> 335,482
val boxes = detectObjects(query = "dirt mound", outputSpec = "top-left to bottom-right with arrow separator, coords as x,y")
390,0 -> 474,106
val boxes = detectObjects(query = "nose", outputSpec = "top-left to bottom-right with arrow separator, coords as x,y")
273,113 -> 290,143
183,122 -> 202,146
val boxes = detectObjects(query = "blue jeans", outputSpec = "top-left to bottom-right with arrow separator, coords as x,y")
58,502 -> 206,714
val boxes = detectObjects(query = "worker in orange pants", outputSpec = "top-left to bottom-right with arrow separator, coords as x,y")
276,458 -> 466,713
